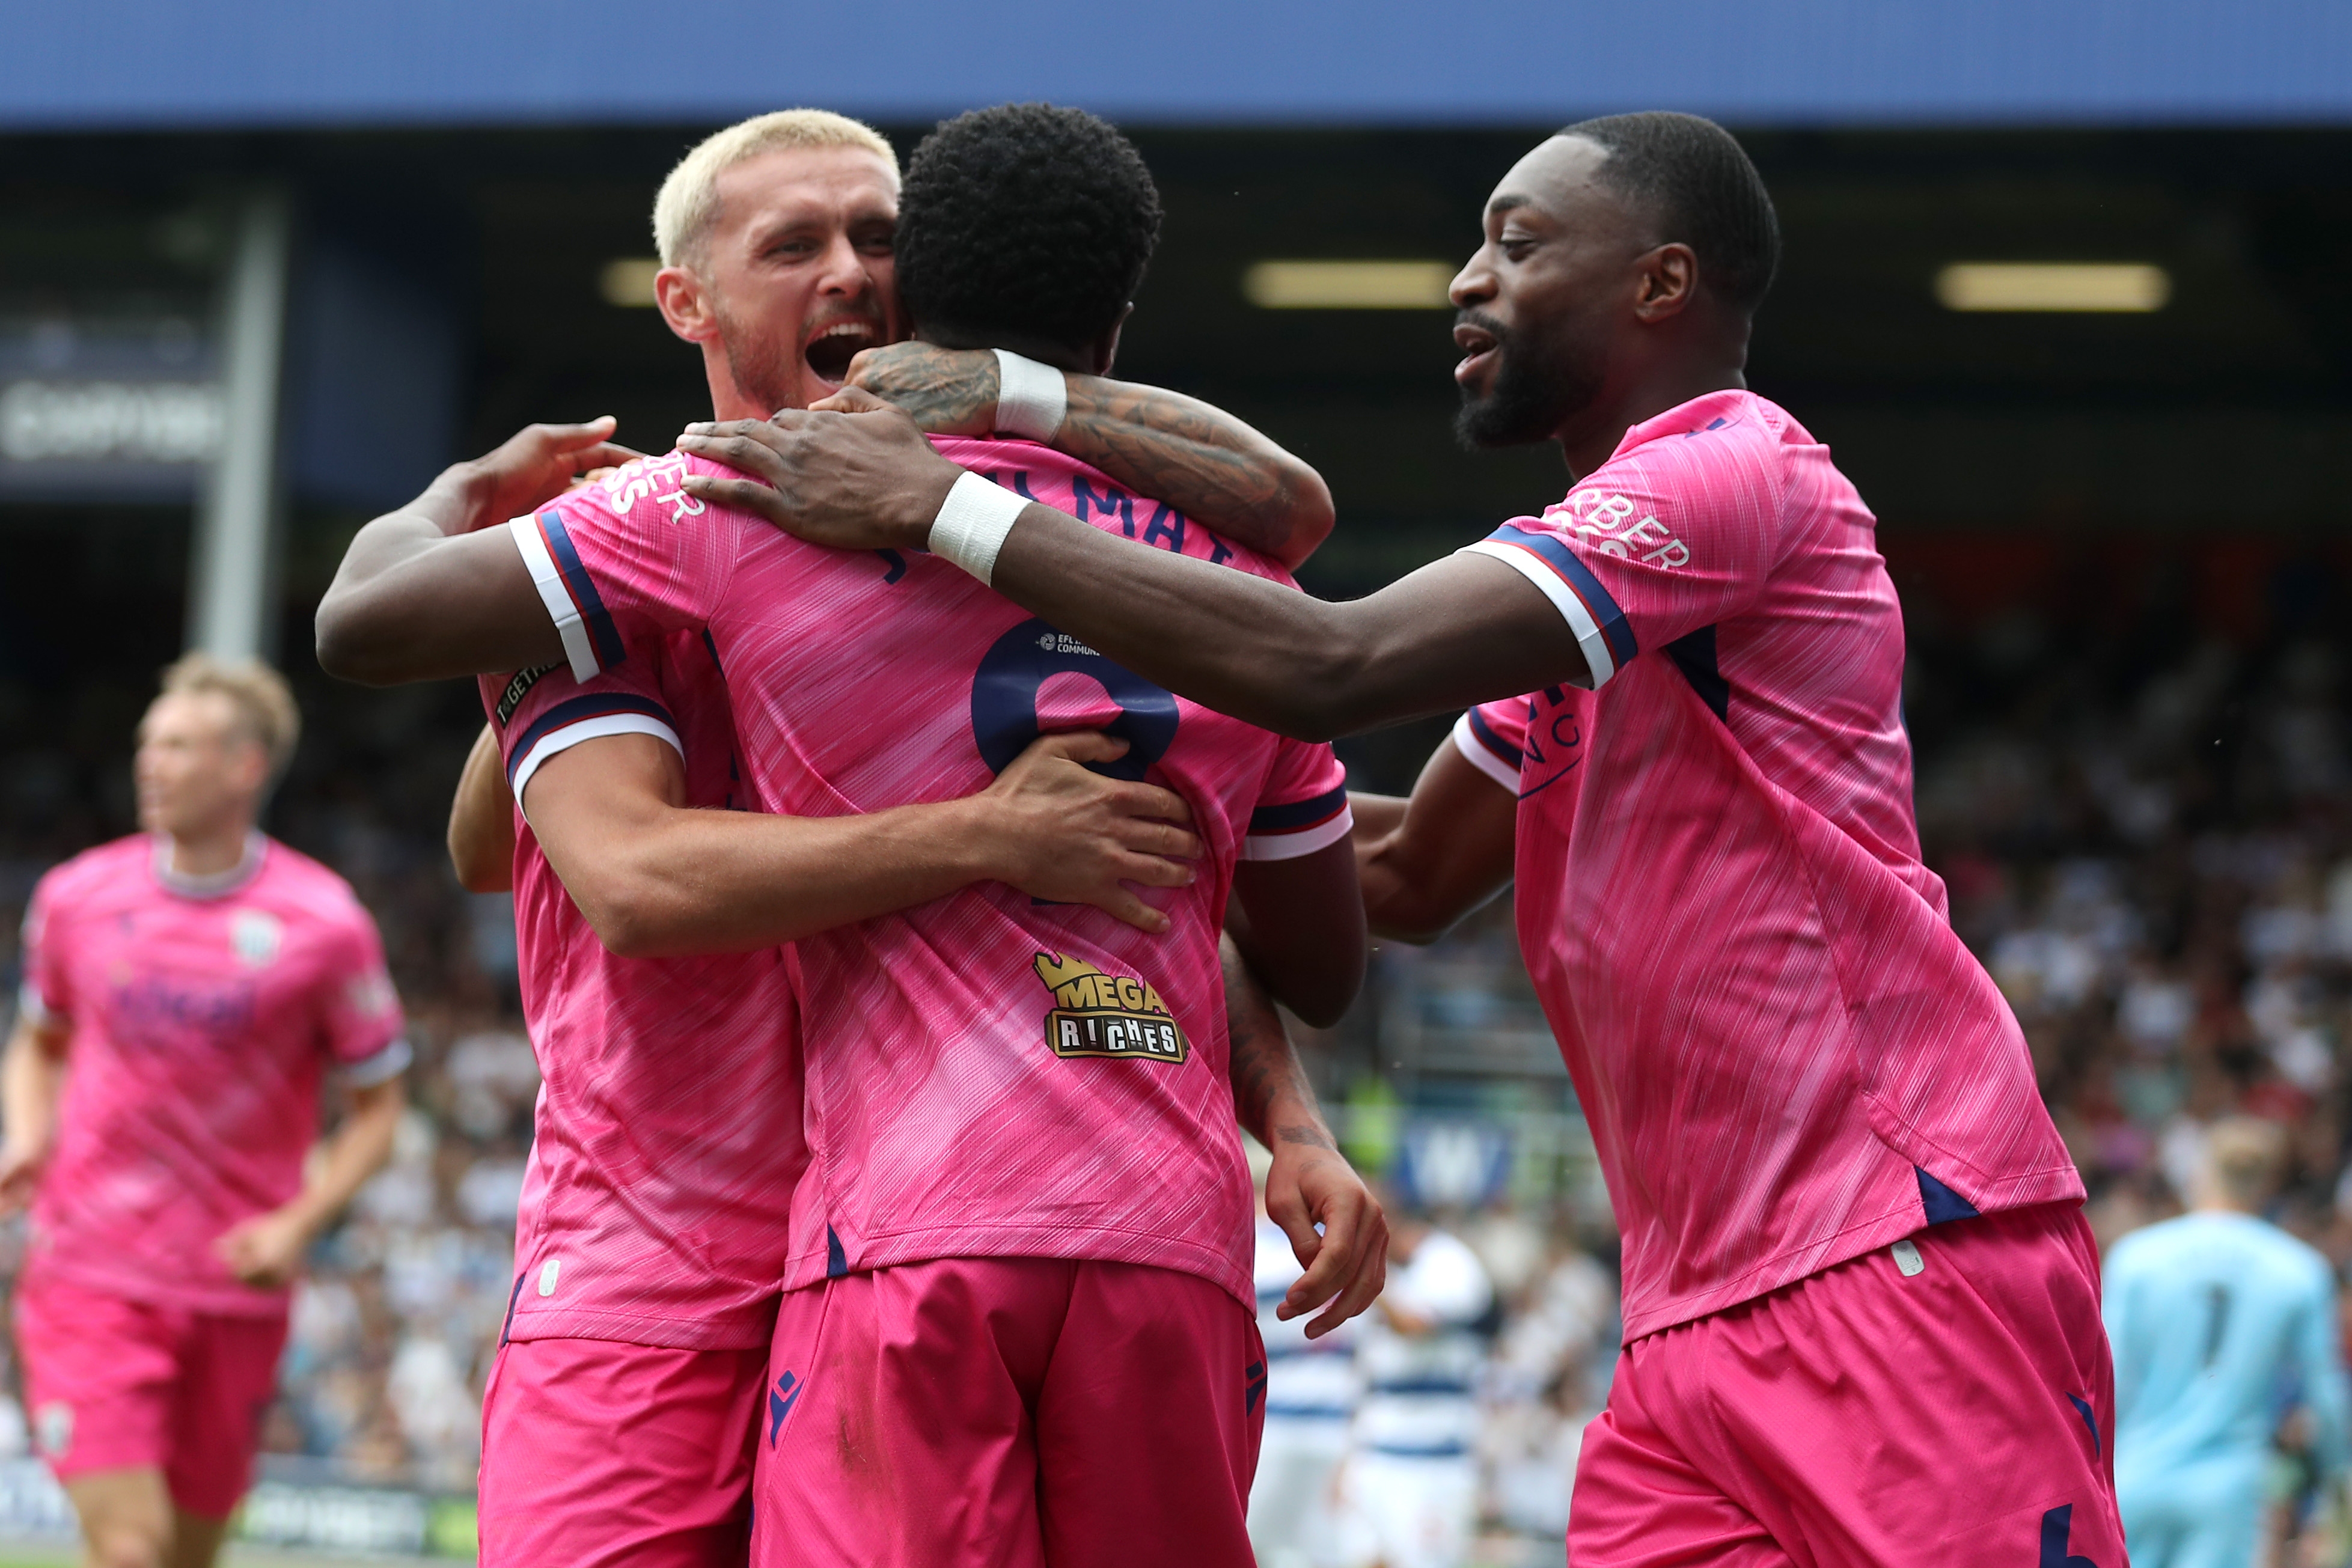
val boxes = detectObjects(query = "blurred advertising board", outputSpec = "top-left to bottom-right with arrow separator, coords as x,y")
0,1458 -> 476,1559
0,314 -> 221,500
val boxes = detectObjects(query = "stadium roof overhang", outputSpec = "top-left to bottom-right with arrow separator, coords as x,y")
7,0 -> 2351,131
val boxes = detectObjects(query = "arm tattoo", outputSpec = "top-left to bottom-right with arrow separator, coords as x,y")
1065,385 -> 1298,547
854,344 -> 997,432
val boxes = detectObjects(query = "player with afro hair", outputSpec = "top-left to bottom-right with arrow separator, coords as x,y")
894,101 -> 1162,358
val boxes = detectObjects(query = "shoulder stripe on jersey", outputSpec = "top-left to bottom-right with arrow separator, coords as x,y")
510,713 -> 686,819
1464,705 -> 1523,770
1450,711 -> 1523,793
1248,783 -> 1349,836
507,516 -> 601,682
16,982 -> 55,1028
1461,524 -> 1637,688
507,692 -> 677,780
507,692 -> 679,786
344,1037 -> 414,1087
1242,801 -> 1354,862
534,511 -> 628,674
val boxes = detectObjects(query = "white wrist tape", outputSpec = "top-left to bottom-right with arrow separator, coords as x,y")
928,471 -> 1029,586
992,349 -> 1068,442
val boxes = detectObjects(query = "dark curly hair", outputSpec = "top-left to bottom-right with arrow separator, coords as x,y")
896,102 -> 1162,352
1558,112 -> 1780,314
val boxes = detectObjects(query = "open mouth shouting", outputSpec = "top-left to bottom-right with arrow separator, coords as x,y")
1453,314 -> 1501,388
803,313 -> 887,388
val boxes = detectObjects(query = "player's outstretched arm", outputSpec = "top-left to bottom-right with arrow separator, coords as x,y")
677,403 -> 1587,740
215,1074 -> 406,1289
1223,936 -> 1386,1338
448,724 -> 517,895
845,343 -> 1334,569
316,421 -> 635,685
525,729 -> 1201,956
1355,736 -> 1518,944
0,1011 -> 69,1213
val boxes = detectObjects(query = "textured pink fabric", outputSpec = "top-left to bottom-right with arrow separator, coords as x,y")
1452,390 -> 2080,1341
751,1257 -> 1262,1568
1568,1204 -> 2123,1567
478,1337 -> 766,1567
15,1271 -> 287,1518
518,439 -> 1348,1310
19,835 -> 404,1316
477,634 -> 802,1350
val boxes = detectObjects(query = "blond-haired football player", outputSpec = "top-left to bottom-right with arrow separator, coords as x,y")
4,656 -> 408,1568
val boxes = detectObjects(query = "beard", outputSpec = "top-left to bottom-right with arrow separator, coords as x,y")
715,297 -> 805,416
1453,320 -> 1603,450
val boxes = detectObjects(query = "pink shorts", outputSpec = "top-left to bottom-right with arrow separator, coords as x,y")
1572,1202 -> 2126,1567
13,1271 -> 287,1519
753,1257 -> 1265,1568
478,1337 -> 767,1568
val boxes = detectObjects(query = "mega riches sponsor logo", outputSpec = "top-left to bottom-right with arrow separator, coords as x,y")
1033,952 -> 1188,1064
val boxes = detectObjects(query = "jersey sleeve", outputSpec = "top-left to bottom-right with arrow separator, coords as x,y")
1449,698 -> 1530,794
1242,739 -> 1352,861
16,870 -> 70,1029
490,652 -> 685,823
1457,414 -> 1786,691
504,453 -> 747,682
319,904 -> 410,1085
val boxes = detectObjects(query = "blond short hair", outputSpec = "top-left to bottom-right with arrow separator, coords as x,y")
2204,1117 -> 2289,1209
653,110 -> 899,268
159,652 -> 301,778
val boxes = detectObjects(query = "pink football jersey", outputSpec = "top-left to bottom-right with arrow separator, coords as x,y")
18,835 -> 407,1315
479,632 -> 802,1350
1454,389 -> 2080,1342
506,439 -> 1351,1308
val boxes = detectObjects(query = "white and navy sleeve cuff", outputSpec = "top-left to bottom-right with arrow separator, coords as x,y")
343,1037 -> 414,1087
505,693 -> 684,820
1241,784 -> 1354,861
1449,710 -> 1523,793
507,513 -> 626,682
1459,523 -> 1637,689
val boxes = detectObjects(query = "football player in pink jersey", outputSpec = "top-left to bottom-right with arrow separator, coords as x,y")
687,111 -> 2127,1566
2,655 -> 409,1568
317,103 -> 1381,1567
320,108 -> 1379,1566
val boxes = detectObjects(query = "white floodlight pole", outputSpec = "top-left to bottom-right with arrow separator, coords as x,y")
188,188 -> 292,663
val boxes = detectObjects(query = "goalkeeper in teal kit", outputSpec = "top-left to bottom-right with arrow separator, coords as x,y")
2105,1117 -> 2350,1567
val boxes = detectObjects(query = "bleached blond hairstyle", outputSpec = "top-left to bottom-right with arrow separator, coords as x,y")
653,110 -> 899,268
157,651 -> 301,778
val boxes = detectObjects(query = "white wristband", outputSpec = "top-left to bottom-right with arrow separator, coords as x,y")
992,349 -> 1068,442
928,471 -> 1028,586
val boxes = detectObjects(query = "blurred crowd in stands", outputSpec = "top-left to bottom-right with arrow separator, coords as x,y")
0,545 -> 2346,1560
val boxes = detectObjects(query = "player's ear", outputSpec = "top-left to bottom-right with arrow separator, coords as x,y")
1089,305 -> 1132,377
655,265 -> 718,344
1631,243 -> 1697,322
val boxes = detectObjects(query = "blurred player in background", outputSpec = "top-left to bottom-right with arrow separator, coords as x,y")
1244,972 -> 1364,1568
313,104 -> 1373,1561
328,106 -> 1355,1567
692,110 -> 2123,1565
1,655 -> 408,1568
1337,1206 -> 1493,1568
2105,1117 -> 2349,1568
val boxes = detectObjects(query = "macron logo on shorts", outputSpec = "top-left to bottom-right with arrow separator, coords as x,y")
768,1371 -> 803,1448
